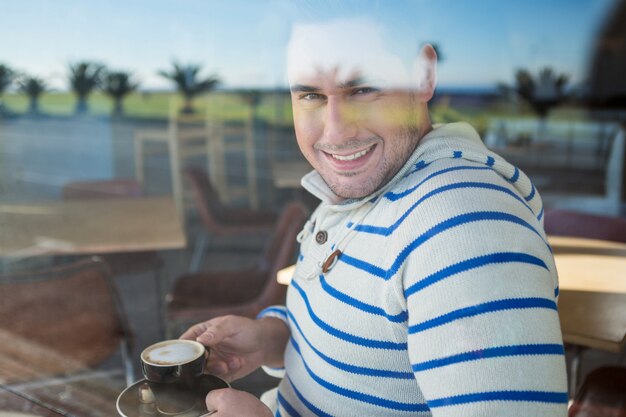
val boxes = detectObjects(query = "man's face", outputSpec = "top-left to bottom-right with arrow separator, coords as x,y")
291,71 -> 425,199
287,19 -> 436,199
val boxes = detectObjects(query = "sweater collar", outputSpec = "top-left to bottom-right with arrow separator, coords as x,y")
301,124 -> 466,209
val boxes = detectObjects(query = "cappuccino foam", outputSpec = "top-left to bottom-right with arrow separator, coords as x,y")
143,341 -> 202,365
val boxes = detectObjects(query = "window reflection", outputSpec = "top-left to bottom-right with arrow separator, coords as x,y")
1,1 -> 624,415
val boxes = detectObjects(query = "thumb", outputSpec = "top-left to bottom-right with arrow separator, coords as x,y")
205,388 -> 231,414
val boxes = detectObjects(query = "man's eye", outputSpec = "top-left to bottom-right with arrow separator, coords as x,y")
300,93 -> 323,101
352,87 -> 379,96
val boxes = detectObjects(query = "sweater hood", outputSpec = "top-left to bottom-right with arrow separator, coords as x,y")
414,122 -> 543,219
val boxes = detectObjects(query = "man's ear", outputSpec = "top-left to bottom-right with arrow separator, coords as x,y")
413,44 -> 438,101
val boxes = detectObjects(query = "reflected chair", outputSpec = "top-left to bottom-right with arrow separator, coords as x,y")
568,366 -> 626,417
184,167 -> 277,271
134,98 -> 259,219
0,257 -> 135,387
165,201 -> 308,338
544,208 -> 626,243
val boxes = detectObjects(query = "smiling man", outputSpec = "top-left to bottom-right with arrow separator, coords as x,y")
182,17 -> 568,417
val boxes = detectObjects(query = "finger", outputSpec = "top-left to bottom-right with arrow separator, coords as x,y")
226,356 -> 241,371
206,354 -> 242,380
206,360 -> 229,376
195,316 -> 243,346
180,322 -> 209,340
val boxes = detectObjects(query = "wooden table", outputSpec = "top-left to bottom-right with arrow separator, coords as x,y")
0,196 -> 186,259
0,369 -> 124,417
548,236 -> 626,395
0,386 -> 66,417
549,236 -> 626,353
549,235 -> 626,256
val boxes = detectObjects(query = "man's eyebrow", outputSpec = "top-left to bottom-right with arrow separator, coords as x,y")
290,78 -> 368,93
338,78 -> 366,89
290,84 -> 319,93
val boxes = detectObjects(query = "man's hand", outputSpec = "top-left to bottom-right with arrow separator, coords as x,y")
180,315 -> 289,382
205,388 -> 273,417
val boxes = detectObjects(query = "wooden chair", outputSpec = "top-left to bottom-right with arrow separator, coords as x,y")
568,366 -> 626,417
165,201 -> 308,338
184,167 -> 277,271
544,208 -> 626,243
209,117 -> 259,209
134,100 -> 214,218
134,98 -> 259,220
0,257 -> 135,387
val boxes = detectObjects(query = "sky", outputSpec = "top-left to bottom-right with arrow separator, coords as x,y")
0,0 -> 617,91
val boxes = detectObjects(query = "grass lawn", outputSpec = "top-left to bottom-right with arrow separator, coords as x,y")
1,91 -> 296,126
1,90 -> 587,136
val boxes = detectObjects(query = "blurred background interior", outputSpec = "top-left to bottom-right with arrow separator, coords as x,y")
1,0 -> 625,416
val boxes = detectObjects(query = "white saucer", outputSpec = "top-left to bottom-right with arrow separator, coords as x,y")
116,375 -> 229,417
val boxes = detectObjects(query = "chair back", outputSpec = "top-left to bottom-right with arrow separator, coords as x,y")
255,201 -> 309,307
544,208 -> 626,243
62,179 -> 143,199
568,366 -> 626,417
184,167 -> 227,231
0,257 -> 134,385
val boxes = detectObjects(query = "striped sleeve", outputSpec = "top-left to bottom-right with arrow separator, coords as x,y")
258,305 -> 289,377
258,305 -> 289,324
400,166 -> 568,416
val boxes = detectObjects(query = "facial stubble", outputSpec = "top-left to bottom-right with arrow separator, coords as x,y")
322,124 -> 421,199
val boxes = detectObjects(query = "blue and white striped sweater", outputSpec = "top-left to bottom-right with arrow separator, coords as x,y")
260,123 -> 567,416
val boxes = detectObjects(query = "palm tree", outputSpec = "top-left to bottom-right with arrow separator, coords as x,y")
158,62 -> 219,113
103,71 -> 139,116
499,67 -> 570,141
0,63 -> 14,95
18,76 -> 46,115
513,67 -> 569,119
238,89 -> 263,119
68,61 -> 105,114
0,63 -> 15,115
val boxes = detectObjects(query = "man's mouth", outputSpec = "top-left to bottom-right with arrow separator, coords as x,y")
329,144 -> 375,161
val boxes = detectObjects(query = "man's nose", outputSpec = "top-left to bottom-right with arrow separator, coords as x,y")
323,97 -> 358,142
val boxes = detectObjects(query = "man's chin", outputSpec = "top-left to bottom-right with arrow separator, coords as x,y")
326,176 -> 383,200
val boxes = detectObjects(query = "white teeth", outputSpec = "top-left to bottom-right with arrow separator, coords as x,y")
331,147 -> 372,161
